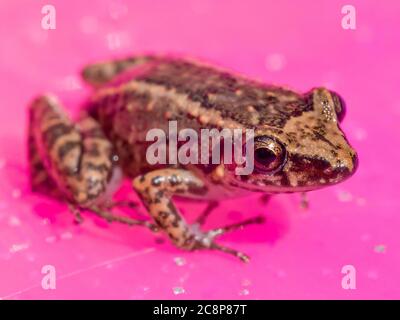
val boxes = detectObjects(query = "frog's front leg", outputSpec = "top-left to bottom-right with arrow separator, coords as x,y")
133,169 -> 264,262
29,95 -> 156,231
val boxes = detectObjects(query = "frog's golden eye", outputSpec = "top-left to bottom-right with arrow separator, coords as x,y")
330,91 -> 346,122
253,136 -> 287,173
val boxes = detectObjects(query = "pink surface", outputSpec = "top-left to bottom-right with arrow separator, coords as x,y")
0,0 -> 399,300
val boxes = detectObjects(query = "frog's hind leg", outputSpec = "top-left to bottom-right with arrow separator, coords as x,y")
133,169 -> 265,263
28,106 -> 63,200
81,55 -> 155,87
28,95 -> 157,231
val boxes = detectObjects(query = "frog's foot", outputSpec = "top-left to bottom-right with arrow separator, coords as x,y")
133,169 -> 265,263
68,203 -> 158,231
89,206 -> 158,231
188,215 -> 265,263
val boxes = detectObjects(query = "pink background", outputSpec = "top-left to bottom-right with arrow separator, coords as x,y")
0,0 -> 399,299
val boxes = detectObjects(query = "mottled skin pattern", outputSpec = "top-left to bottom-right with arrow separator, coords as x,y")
28,55 -> 358,262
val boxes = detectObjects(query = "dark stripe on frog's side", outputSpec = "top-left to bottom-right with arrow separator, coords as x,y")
134,58 -> 313,128
57,140 -> 81,160
43,123 -> 75,149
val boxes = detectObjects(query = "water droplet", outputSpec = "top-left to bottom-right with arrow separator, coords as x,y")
0,158 -> 6,169
12,189 -> 21,199
8,215 -> 21,227
41,218 -> 51,226
374,244 -> 386,254
45,236 -> 56,243
354,128 -> 367,141
172,286 -> 185,295
337,190 -> 353,202
265,53 -> 286,72
60,232 -> 73,240
239,288 -> 250,296
60,75 -> 81,91
9,243 -> 30,253
174,257 -> 186,266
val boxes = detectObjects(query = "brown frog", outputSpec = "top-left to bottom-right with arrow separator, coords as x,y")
28,55 -> 358,262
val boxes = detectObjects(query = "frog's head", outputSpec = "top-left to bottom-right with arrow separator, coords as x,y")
232,87 -> 358,193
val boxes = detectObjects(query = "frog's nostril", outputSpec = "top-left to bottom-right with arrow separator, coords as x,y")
333,153 -> 358,179
351,152 -> 359,173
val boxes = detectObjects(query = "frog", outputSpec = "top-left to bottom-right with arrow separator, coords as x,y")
28,55 -> 358,262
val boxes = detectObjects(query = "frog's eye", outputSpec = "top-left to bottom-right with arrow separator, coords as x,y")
253,136 -> 287,173
330,91 -> 347,122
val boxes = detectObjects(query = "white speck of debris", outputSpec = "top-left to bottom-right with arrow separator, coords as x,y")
112,155 -> 119,162
45,236 -> 56,243
61,75 -> 81,91
8,216 -> 21,227
174,257 -> 187,266
60,232 -> 73,240
239,288 -> 250,296
265,53 -> 286,72
172,286 -> 185,295
0,158 -> 6,169
337,190 -> 353,202
9,243 -> 30,253
374,244 -> 386,254
12,189 -> 21,199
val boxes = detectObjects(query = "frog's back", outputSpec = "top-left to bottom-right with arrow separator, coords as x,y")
86,55 -> 309,135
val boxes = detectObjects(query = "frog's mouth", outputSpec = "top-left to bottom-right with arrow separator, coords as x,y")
230,151 -> 358,194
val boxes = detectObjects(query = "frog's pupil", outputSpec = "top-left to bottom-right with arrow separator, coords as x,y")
255,148 -> 276,167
